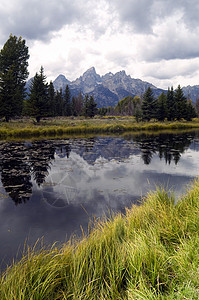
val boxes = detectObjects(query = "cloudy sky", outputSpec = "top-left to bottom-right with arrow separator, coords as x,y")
1,0 -> 199,89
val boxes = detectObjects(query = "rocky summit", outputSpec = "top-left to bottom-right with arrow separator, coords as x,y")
25,67 -> 198,108
53,67 -> 165,107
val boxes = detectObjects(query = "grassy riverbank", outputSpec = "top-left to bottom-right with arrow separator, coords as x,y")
1,178 -> 199,299
1,116 -> 199,139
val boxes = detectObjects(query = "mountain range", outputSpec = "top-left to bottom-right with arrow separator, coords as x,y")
27,67 -> 199,107
53,67 -> 165,107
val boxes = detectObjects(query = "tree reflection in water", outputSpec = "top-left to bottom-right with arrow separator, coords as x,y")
28,142 -> 56,186
0,131 -> 197,205
0,144 -> 32,205
132,132 -> 195,165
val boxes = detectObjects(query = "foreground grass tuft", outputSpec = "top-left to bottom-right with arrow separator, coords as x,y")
1,180 -> 199,299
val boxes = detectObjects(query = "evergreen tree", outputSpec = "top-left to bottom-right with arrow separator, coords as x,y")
185,99 -> 196,121
195,98 -> 199,117
63,85 -> 71,116
27,66 -> 49,122
71,92 -> 83,116
98,107 -> 108,116
135,107 -> 142,122
156,92 -> 167,121
83,94 -> 90,117
0,34 -> 29,121
83,95 -> 97,118
141,87 -> 156,121
55,89 -> 64,116
71,96 -> 77,117
88,95 -> 97,117
71,96 -> 77,116
77,92 -> 84,116
167,86 -> 175,121
174,85 -> 187,120
48,81 -> 56,117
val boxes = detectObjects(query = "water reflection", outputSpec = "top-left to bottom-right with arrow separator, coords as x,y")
0,132 -> 198,205
0,131 -> 199,268
132,132 -> 195,165
0,144 -> 32,204
28,142 -> 55,186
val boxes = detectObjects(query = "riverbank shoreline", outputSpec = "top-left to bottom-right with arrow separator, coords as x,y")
1,177 -> 199,299
1,116 -> 199,140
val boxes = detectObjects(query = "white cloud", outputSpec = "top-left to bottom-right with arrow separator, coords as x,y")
1,0 -> 199,89
137,13 -> 199,62
140,58 -> 199,89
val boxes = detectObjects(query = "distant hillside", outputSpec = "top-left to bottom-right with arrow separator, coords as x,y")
182,85 -> 199,102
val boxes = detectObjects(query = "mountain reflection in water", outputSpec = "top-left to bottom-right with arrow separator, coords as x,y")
0,131 -> 199,268
0,132 -> 197,205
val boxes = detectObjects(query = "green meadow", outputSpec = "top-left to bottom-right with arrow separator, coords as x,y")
1,176 -> 199,299
1,116 -> 199,139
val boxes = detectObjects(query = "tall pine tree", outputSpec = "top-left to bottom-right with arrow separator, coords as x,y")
167,86 -> 175,121
83,95 -> 97,117
156,92 -> 167,121
174,85 -> 187,120
55,89 -> 64,116
48,81 -> 56,117
141,87 -> 156,121
0,34 -> 29,121
185,99 -> 196,121
83,94 -> 90,117
27,66 -> 49,122
63,85 -> 71,116
88,95 -> 97,117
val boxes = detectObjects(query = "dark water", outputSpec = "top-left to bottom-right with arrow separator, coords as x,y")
1,131 -> 199,269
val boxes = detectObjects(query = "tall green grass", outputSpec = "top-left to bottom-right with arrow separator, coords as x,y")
1,180 -> 199,299
1,117 -> 199,139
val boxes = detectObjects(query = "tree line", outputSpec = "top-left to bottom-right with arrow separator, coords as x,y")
0,34 -> 197,123
99,86 -> 197,121
142,86 -> 196,121
24,66 -> 97,122
0,35 -> 97,122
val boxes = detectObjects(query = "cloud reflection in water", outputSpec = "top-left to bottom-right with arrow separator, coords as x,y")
0,132 -> 199,268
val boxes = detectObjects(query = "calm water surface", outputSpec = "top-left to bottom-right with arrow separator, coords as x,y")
1,131 -> 199,268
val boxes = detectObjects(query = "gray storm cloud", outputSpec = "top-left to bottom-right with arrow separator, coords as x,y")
1,0 -> 199,52
107,0 -> 199,62
110,0 -> 199,33
1,0 -> 199,87
0,0 -> 88,42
